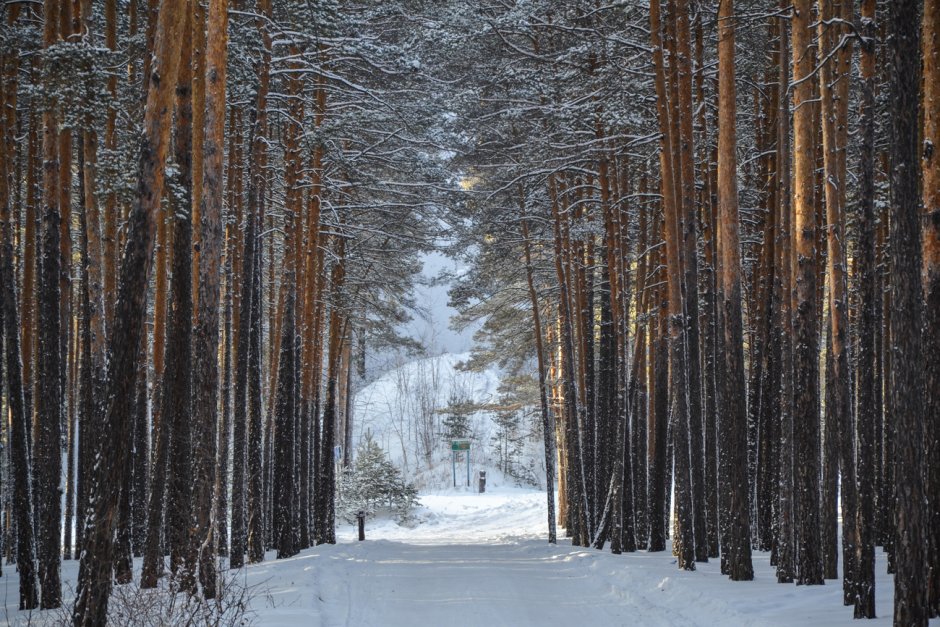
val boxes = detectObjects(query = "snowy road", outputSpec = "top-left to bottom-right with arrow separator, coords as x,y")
0,486 -> 907,625
249,488 -> 903,626
316,541 -> 638,627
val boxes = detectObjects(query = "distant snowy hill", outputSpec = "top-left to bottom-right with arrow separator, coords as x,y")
352,352 -> 547,491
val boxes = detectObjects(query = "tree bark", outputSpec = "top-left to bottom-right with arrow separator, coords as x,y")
920,0 -> 940,615
716,0 -> 754,581
520,198 -> 557,544
889,0 -> 928,622
0,63 -> 40,611
790,0 -> 823,585
72,0 -> 187,617
187,0 -> 228,597
853,0 -> 877,615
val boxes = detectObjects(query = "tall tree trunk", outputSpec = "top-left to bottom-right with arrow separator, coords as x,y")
817,0 -> 856,593
674,0 -> 707,563
72,0 -> 187,617
653,0 -> 695,570
139,8 -> 194,587
35,0 -> 63,607
317,232 -> 346,546
853,0 -> 878,615
716,0 -> 754,581
775,3 -> 795,582
246,195 -> 265,564
188,0 -> 228,597
520,199 -> 557,544
0,65 -> 40,611
244,3 -> 271,565
790,0 -> 823,585
889,0 -> 927,622
920,0 -> 940,615
230,114 -> 260,567
273,276 -> 298,558
550,176 -> 588,546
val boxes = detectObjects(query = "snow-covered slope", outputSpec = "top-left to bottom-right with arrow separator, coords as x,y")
353,352 -> 537,489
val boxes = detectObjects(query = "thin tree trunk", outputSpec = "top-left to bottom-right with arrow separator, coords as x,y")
520,199 -> 557,544
853,0 -> 878,615
775,3 -> 795,582
317,231 -> 346,546
273,273 -> 298,558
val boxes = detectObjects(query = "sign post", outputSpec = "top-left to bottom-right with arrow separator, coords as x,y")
451,439 -> 471,487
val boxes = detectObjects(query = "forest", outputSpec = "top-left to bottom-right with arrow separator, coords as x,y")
0,0 -> 936,624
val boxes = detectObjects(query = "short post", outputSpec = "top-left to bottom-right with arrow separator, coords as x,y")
478,470 -> 486,493
357,510 -> 366,541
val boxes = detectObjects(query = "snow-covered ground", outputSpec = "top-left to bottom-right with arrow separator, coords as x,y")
250,486 -> 905,627
0,484 -> 917,626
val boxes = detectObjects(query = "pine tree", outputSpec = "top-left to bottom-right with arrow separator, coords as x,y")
442,392 -> 473,440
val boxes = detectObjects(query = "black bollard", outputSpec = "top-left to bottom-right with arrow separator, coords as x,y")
357,510 -> 366,541
478,470 -> 486,493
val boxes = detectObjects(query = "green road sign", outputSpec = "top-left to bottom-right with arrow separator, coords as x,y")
451,440 -> 471,451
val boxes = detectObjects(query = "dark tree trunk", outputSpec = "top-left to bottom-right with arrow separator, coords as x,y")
550,177 -> 588,546
162,177 -> 194,591
246,204 -> 265,563
274,281 -> 298,558
316,231 -> 346,546
852,0 -> 877,615
648,252 -> 670,553
674,0 -> 707,564
131,341 -> 149,558
140,12 -> 194,586
888,0 -> 927,622
520,204 -> 557,544
188,0 -> 229,595
72,0 -> 187,614
230,119 -> 260,568
920,0 -> 939,615
0,106 -> 40,611
36,0 -> 64,604
217,242 -> 233,558
774,3 -> 795,583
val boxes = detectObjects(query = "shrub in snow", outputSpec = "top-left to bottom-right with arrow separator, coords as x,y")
39,573 -> 258,626
337,433 -> 419,524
